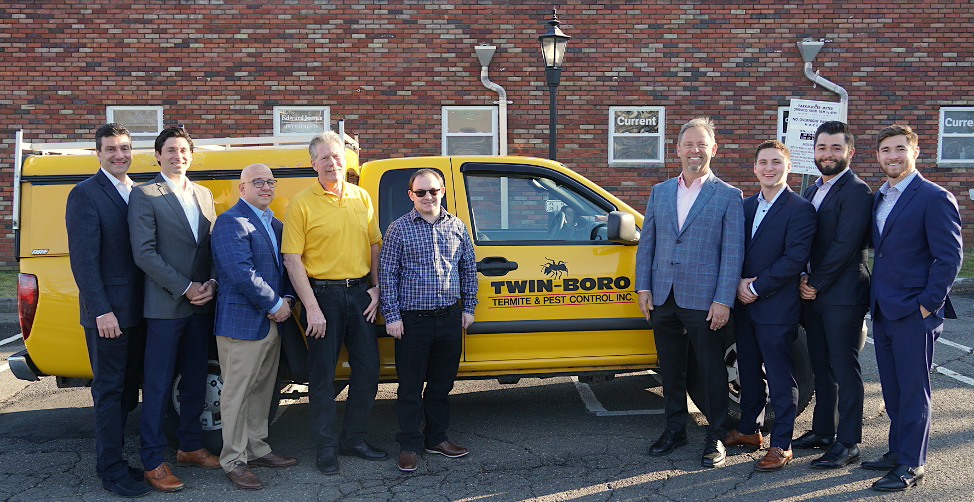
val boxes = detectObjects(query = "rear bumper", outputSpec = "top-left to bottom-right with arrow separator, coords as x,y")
7,349 -> 43,381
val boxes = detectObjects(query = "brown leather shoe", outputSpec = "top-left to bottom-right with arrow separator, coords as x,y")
248,451 -> 298,468
755,446 -> 793,471
144,462 -> 184,492
724,429 -> 763,449
425,441 -> 468,458
397,451 -> 418,472
176,448 -> 221,469
226,464 -> 263,490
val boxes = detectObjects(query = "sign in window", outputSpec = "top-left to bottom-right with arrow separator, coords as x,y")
609,107 -> 664,164
939,108 -> 974,163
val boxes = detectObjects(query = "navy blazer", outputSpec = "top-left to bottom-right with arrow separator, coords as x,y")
212,198 -> 294,340
802,170 -> 872,306
65,170 -> 144,329
635,174 -> 745,311
871,173 -> 962,320
736,187 -> 816,323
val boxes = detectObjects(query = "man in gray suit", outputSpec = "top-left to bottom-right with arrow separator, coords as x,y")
129,126 -> 221,492
635,117 -> 745,468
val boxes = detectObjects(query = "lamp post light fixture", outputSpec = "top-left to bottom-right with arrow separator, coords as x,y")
538,9 -> 570,161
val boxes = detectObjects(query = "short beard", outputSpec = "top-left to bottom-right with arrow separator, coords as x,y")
815,156 -> 848,176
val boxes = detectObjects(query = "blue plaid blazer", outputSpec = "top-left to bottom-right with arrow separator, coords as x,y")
212,199 -> 293,340
635,174 -> 745,311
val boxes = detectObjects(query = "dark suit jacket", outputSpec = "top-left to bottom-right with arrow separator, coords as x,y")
211,199 -> 294,341
65,170 -> 144,329
737,187 -> 816,323
802,170 -> 872,306
871,173 -> 962,320
128,173 -> 217,319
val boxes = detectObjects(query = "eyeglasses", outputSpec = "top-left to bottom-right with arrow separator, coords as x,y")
410,188 -> 442,197
250,179 -> 278,188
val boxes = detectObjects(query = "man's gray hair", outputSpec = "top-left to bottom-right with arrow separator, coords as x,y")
308,130 -> 343,159
678,117 -> 717,143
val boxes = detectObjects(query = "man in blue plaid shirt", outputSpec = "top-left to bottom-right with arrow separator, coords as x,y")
379,168 -> 478,473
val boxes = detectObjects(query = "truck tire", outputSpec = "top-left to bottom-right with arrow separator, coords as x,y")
686,325 -> 814,431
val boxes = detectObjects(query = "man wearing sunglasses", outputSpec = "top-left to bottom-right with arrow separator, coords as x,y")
379,169 -> 478,472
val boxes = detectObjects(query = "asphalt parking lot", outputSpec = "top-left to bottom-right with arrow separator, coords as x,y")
1,292 -> 973,501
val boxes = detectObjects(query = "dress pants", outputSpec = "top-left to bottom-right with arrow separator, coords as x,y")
802,302 -> 867,444
85,324 -> 145,482
734,313 -> 799,450
217,322 -> 280,472
139,314 -> 213,471
650,292 -> 729,440
305,283 -> 380,452
872,306 -> 941,467
394,303 -> 463,453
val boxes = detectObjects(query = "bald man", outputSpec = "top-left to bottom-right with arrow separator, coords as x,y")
211,164 -> 297,490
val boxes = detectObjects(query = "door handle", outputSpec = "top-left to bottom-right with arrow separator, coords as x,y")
477,256 -> 518,276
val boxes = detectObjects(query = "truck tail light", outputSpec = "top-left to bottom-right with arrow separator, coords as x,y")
17,273 -> 38,341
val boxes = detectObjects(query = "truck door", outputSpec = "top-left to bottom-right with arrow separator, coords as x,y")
452,161 -> 652,366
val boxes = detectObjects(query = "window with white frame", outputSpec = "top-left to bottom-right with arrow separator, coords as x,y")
938,107 -> 974,163
106,106 -> 163,136
442,106 -> 497,156
274,106 -> 330,136
608,107 -> 664,163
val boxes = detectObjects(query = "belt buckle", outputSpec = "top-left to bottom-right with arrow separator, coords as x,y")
346,278 -> 352,287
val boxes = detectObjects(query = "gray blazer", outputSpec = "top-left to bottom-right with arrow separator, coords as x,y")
635,174 -> 745,311
128,173 -> 217,319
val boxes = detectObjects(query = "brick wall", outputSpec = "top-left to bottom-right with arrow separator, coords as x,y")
2,1 -> 973,267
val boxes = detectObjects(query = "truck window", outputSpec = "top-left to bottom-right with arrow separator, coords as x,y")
465,173 -> 611,243
377,168 -> 447,234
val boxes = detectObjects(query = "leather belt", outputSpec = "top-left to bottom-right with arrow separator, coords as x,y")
404,303 -> 457,317
308,276 -> 369,288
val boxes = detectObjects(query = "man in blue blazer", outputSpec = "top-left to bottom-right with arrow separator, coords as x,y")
866,124 -> 962,492
794,121 -> 873,469
212,164 -> 298,490
635,117 -> 745,468
724,140 -> 816,471
65,123 -> 151,498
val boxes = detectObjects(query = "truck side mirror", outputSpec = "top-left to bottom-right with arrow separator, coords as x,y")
607,211 -> 639,244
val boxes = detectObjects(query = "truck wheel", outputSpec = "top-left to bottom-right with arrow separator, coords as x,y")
686,325 -> 814,431
164,358 -> 225,453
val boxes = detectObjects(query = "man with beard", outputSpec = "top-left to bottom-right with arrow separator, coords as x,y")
793,121 -> 873,470
635,117 -> 745,468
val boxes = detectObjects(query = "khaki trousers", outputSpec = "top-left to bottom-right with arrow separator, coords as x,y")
217,322 -> 280,472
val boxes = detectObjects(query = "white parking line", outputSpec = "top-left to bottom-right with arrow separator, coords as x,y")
571,376 -> 664,416
1,334 -> 22,347
865,336 -> 974,387
0,363 -> 9,374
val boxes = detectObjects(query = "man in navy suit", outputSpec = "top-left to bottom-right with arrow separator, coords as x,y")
723,140 -> 816,471
212,164 -> 298,490
65,123 -> 151,498
793,121 -> 873,470
866,124 -> 962,492
635,117 -> 745,468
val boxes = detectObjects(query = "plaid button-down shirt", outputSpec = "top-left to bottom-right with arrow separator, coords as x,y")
379,208 -> 478,324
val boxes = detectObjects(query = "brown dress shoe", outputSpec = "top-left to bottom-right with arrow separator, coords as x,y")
398,451 -> 418,472
226,464 -> 263,490
248,452 -> 299,468
144,462 -> 184,492
425,441 -> 468,458
724,429 -> 763,450
755,446 -> 793,471
176,448 -> 221,469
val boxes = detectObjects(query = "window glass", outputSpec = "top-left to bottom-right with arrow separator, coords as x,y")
106,106 -> 163,136
443,107 -> 497,155
939,108 -> 974,163
608,107 -> 664,164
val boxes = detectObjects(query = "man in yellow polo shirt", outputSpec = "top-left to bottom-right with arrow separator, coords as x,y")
282,131 -> 386,476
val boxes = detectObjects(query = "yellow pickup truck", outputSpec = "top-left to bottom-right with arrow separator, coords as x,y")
10,134 -> 812,449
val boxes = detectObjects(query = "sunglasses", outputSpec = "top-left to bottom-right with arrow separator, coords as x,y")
410,188 -> 442,197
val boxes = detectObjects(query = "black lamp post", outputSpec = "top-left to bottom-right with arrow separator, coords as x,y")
538,9 -> 570,161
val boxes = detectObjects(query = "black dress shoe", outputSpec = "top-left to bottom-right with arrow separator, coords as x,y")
862,451 -> 898,471
648,429 -> 687,457
791,431 -> 835,449
103,475 -> 151,498
811,443 -> 860,469
316,449 -> 339,475
338,441 -> 389,461
701,439 -> 726,468
872,464 -> 925,492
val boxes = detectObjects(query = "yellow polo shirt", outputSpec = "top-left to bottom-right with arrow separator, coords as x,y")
282,180 -> 381,280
